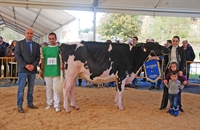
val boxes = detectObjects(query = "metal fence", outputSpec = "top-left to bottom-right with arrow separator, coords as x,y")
135,60 -> 200,86
1,57 -> 199,86
0,57 -> 18,85
186,61 -> 200,86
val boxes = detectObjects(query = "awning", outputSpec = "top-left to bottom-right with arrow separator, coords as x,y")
0,6 -> 75,39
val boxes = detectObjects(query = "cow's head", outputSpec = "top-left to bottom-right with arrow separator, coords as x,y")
141,42 -> 169,55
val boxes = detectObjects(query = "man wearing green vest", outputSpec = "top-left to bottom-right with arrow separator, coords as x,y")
40,32 -> 64,112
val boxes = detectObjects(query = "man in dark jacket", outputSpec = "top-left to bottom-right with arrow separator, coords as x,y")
160,36 -> 186,111
0,36 -> 9,77
181,40 -> 195,80
15,28 -> 40,113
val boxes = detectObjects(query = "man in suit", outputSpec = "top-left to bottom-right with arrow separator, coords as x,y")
15,28 -> 40,113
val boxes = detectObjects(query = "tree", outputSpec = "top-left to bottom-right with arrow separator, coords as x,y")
79,28 -> 92,34
141,16 -> 190,42
97,14 -> 141,42
0,27 -> 24,42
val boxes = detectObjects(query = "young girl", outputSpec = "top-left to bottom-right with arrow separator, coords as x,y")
162,62 -> 187,112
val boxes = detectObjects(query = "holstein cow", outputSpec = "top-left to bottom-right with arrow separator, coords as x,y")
60,41 -> 169,113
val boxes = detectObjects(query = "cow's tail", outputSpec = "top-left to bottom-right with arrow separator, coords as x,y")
56,70 -> 65,94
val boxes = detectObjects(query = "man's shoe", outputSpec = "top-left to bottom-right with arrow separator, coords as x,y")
55,107 -> 60,112
131,84 -> 137,88
18,106 -> 25,113
156,86 -> 160,90
179,108 -> 184,112
45,105 -> 51,110
159,107 -> 165,110
149,86 -> 155,90
28,104 -> 38,109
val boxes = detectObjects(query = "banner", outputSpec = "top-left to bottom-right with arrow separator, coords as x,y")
144,60 -> 161,83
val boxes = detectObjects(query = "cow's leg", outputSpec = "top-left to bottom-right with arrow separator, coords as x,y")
114,83 -> 118,104
115,80 -> 126,110
63,76 -> 77,113
63,79 -> 71,113
70,79 -> 79,110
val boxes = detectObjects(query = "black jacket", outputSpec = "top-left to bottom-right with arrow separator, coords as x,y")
181,44 -> 195,61
15,39 -> 40,73
0,41 -> 9,57
164,45 -> 186,72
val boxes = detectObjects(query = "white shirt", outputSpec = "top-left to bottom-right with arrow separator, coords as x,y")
170,46 -> 178,63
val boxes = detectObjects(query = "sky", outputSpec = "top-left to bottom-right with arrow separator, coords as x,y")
65,10 -> 105,29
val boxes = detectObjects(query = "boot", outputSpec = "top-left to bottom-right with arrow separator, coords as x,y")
149,86 -> 155,90
169,108 -> 174,115
179,105 -> 184,112
141,78 -> 146,82
173,108 -> 179,117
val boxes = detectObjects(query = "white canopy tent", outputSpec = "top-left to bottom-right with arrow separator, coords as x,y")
0,6 -> 75,40
0,0 -> 199,40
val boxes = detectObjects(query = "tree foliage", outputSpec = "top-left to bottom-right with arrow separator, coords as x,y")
0,27 -> 24,42
97,14 -> 141,42
142,16 -> 191,42
79,28 -> 92,34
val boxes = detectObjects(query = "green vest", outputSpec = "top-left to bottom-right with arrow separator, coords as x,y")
42,45 -> 60,77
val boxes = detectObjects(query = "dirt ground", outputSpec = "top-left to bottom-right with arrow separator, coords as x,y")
0,85 -> 200,130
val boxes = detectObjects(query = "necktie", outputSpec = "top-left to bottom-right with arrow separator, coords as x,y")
29,42 -> 32,54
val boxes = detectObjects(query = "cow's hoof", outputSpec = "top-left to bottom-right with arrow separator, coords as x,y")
72,106 -> 80,110
114,103 -> 118,107
65,110 -> 71,114
118,106 -> 124,110
115,105 -> 124,110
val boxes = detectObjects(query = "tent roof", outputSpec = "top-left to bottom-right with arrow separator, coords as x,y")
0,0 -> 199,39
0,6 -> 75,39
0,0 -> 199,17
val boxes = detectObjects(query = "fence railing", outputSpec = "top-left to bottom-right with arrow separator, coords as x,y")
135,60 -> 200,86
1,57 -> 199,86
0,57 -> 18,84
186,60 -> 200,86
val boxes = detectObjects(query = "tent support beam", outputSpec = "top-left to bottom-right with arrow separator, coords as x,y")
93,0 -> 99,41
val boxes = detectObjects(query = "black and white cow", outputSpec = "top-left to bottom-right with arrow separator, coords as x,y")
60,41 -> 169,113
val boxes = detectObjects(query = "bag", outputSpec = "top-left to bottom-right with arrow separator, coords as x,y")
0,44 -> 6,57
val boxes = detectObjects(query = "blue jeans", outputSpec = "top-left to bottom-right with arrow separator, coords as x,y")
17,73 -> 36,107
168,93 -> 179,109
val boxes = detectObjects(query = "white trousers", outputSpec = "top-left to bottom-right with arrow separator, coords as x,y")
44,76 -> 60,108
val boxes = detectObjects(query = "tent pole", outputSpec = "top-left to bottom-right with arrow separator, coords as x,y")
93,7 -> 96,41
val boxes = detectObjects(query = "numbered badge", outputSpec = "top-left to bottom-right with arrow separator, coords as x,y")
47,58 -> 57,65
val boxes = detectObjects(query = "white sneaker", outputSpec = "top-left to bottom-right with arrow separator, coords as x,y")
55,107 -> 60,112
45,105 -> 51,110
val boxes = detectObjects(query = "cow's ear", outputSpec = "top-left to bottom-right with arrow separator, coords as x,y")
141,43 -> 146,52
